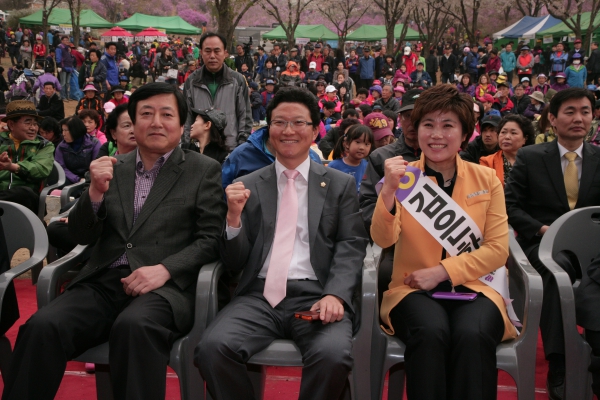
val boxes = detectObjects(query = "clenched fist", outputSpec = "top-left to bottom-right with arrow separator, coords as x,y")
88,156 -> 117,202
381,156 -> 409,212
225,182 -> 251,228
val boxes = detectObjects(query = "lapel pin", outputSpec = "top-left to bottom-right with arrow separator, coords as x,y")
321,182 -> 326,187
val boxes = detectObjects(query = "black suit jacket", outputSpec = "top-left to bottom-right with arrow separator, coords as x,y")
576,250 -> 600,330
69,147 -> 227,331
505,141 -> 600,252
220,161 -> 369,311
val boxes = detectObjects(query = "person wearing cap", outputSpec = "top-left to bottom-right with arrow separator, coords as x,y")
440,45 -> 458,84
0,100 -> 54,213
393,85 -> 405,101
37,81 -> 65,121
373,83 -> 400,113
33,35 -> 46,64
492,80 -> 515,116
505,88 -> 600,400
500,43 -> 517,85
523,90 -> 546,120
280,60 -> 303,87
364,111 -> 394,148
516,45 -> 534,82
511,83 -> 531,115
288,47 -> 301,63
564,53 -> 587,88
520,76 -> 533,95
400,45 -> 419,75
118,75 -> 130,91
567,38 -> 586,66
358,46 -> 375,90
307,42 -> 324,72
479,114 -> 535,187
550,42 -> 569,84
304,61 -> 320,84
409,61 -> 432,88
460,114 -> 501,163
108,87 -> 128,108
372,85 -> 515,399
551,72 -> 570,92
181,107 -> 229,163
534,73 -> 551,95
76,83 -> 104,116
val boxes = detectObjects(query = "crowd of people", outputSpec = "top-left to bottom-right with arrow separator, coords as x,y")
0,28 -> 600,400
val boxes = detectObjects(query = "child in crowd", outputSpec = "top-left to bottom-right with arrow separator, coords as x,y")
328,124 -> 373,193
78,109 -> 107,144
240,63 -> 253,85
249,82 -> 263,126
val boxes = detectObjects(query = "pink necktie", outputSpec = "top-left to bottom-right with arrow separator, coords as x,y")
263,169 -> 299,308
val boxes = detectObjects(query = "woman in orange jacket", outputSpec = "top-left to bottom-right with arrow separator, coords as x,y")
371,85 -> 515,400
479,114 -> 536,187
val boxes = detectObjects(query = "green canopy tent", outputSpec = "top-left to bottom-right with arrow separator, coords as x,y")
19,8 -> 113,28
262,24 -> 338,41
116,13 -> 201,35
346,24 -> 420,41
535,12 -> 600,40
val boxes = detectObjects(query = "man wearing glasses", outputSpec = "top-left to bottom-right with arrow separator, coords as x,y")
196,86 -> 368,400
0,100 -> 54,213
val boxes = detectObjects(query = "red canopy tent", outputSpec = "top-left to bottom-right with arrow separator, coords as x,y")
135,27 -> 168,42
101,26 -> 134,43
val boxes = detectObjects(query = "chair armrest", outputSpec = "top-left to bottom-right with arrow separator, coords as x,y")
60,181 -> 87,207
36,245 -> 91,309
49,209 -> 72,224
188,261 -> 223,347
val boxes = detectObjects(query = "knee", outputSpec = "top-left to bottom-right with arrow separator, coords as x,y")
411,323 -> 450,350
194,330 -> 232,369
451,324 -> 497,350
302,335 -> 353,372
22,308 -> 62,338
111,310 -> 147,338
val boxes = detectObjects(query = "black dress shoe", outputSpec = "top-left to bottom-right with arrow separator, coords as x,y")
546,367 -> 565,400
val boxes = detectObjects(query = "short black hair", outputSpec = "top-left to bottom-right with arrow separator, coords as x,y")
266,86 -> 321,128
104,104 -> 129,143
382,109 -> 398,131
548,87 -> 595,118
342,108 -> 359,118
199,32 -> 227,50
39,117 -> 61,140
61,116 -> 88,141
89,49 -> 102,59
322,101 -> 336,110
105,42 -> 117,50
358,103 -> 372,117
43,82 -> 55,88
127,82 -> 187,126
357,88 -> 369,96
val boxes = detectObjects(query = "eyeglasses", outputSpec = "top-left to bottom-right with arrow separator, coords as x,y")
269,120 -> 313,130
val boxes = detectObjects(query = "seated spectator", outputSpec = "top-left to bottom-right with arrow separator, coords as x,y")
511,84 -> 531,115
374,84 -> 400,113
524,91 -> 546,120
479,114 -> 535,187
492,81 -> 515,116
38,116 -> 62,153
457,73 -> 476,97
0,100 -> 54,213
180,108 -> 228,164
55,116 -> 101,185
318,114 -> 360,159
76,84 -> 104,116
108,87 -> 128,107
475,73 -> 497,101
460,114 -> 501,163
365,112 -> 395,149
551,73 -> 570,91
196,86 -> 368,400
409,61 -> 432,88
37,82 -> 65,121
372,84 -> 515,399
328,124 -> 374,193
279,61 -> 302,87
79,109 -> 107,144
534,107 -> 556,144
534,73 -> 551,95
97,104 -> 136,157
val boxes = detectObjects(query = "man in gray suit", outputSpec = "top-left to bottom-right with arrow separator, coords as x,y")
2,83 -> 226,400
195,87 -> 369,400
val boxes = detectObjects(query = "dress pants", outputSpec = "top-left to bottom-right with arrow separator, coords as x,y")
526,244 -> 577,358
389,287 -> 504,400
46,220 -> 78,255
0,187 -> 39,214
1,267 -> 179,400
195,279 -> 353,400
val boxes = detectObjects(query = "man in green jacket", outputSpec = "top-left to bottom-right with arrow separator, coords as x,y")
0,100 -> 54,213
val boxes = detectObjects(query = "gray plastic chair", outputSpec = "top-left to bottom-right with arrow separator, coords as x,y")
200,254 -> 377,400
538,206 -> 600,400
36,244 -> 222,400
0,201 -> 49,379
370,230 -> 543,400
37,161 -> 66,220
60,180 -> 88,208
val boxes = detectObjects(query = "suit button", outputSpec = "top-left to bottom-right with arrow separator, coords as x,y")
126,243 -> 133,249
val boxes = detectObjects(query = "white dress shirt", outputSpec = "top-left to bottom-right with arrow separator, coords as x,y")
226,157 -> 317,280
557,141 -> 583,183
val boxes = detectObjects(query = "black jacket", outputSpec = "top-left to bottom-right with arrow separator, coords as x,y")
37,93 -> 65,120
511,95 -> 531,115
459,135 -> 498,163
587,49 -> 600,74
440,53 -> 458,75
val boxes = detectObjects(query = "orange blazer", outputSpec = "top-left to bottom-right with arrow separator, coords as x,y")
371,156 -> 517,342
480,150 -> 505,187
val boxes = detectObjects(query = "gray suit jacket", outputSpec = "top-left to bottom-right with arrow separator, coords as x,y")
220,161 -> 368,311
69,147 -> 227,331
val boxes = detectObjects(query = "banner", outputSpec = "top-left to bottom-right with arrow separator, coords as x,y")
376,166 -> 521,328
296,38 -> 310,45
543,35 -> 553,44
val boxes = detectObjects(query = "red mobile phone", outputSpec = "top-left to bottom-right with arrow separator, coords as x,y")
432,292 -> 478,301
294,311 -> 320,321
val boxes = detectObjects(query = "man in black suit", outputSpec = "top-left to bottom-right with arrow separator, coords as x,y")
36,81 -> 64,120
505,87 -> 600,400
2,83 -> 226,400
195,87 -> 368,400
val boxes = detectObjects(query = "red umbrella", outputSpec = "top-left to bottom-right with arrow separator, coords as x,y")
101,26 -> 134,37
136,27 -> 167,38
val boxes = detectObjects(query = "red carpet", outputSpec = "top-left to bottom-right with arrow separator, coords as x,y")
0,279 -> 573,399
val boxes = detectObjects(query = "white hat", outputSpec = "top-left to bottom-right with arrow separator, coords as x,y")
325,85 -> 337,93
309,61 -> 317,69
521,77 -> 530,82
404,46 -> 411,55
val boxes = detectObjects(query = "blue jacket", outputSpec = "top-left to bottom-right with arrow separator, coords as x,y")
221,127 -> 322,188
359,56 -> 375,79
100,52 -> 119,86
256,54 -> 268,75
409,70 -> 433,87
565,65 -> 587,88
54,134 -> 101,184
500,51 -> 516,73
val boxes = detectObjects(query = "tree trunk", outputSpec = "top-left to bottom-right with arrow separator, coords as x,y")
216,10 -> 234,51
286,29 -> 295,50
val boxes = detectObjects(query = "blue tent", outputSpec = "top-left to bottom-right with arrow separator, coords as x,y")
493,15 -> 562,40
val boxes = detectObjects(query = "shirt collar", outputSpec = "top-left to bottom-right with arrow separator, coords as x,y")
135,148 -> 175,173
275,156 -> 311,183
557,141 -> 584,160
